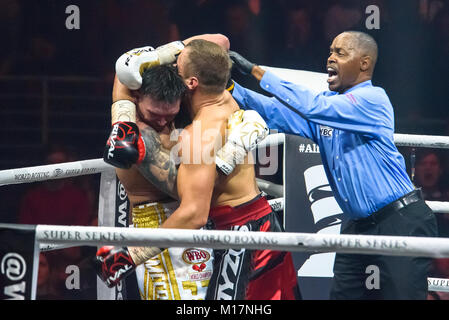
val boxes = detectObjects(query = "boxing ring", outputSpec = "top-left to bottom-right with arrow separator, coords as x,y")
1,67 -> 449,300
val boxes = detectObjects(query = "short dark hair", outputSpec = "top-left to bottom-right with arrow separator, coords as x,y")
139,64 -> 186,103
184,39 -> 232,94
344,31 -> 378,68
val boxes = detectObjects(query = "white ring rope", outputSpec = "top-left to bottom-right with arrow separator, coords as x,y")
1,133 -> 448,187
394,134 -> 449,149
38,197 -> 285,252
256,178 -> 284,198
38,225 -> 449,292
426,201 -> 449,214
4,157 -> 448,213
35,225 -> 449,259
0,159 -> 112,186
39,243 -> 78,252
263,185 -> 449,214
37,231 -> 449,293
262,133 -> 449,149
258,132 -> 285,148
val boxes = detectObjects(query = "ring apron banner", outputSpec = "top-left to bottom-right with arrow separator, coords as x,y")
0,223 -> 39,300
284,134 -> 346,300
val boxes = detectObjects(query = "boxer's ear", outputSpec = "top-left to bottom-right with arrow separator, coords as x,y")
184,76 -> 198,90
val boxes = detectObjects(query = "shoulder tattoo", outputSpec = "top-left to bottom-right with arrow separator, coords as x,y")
136,124 -> 178,198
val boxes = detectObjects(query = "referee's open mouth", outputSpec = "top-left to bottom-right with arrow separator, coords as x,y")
327,66 -> 339,84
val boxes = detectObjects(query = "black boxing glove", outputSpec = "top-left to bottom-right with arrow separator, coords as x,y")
93,246 -> 136,288
103,121 -> 145,169
229,51 -> 255,75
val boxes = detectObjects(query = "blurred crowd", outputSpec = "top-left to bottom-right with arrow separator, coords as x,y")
16,146 -> 99,299
0,0 -> 449,300
0,0 -> 448,119
412,149 -> 449,300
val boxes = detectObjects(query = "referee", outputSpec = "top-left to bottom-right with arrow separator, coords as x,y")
228,31 -> 438,299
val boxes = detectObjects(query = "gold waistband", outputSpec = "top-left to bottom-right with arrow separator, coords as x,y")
132,202 -> 178,228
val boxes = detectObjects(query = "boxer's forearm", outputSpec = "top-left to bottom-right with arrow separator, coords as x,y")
155,171 -> 213,232
112,74 -> 135,103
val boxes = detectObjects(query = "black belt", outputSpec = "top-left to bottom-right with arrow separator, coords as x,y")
358,189 -> 423,224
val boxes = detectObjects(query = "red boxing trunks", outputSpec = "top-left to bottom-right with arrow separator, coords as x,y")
205,194 -> 301,300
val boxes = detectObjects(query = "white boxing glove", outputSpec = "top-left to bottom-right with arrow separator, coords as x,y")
115,41 -> 185,90
216,110 -> 269,175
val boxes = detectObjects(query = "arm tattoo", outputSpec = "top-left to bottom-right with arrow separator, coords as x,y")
136,125 -> 179,199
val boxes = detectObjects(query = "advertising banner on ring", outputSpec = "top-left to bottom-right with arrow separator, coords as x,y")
0,223 -> 39,300
284,134 -> 346,300
97,170 -> 139,300
115,176 -> 139,300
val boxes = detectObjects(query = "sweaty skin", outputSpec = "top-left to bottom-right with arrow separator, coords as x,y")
200,92 -> 260,208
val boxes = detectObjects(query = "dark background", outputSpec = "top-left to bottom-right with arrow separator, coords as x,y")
0,0 -> 448,299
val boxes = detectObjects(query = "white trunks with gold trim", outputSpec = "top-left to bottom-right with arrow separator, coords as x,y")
132,201 -> 213,300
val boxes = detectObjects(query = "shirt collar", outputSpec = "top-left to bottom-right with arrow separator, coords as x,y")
343,80 -> 372,94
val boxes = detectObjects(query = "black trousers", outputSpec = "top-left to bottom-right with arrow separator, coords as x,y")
330,199 -> 437,300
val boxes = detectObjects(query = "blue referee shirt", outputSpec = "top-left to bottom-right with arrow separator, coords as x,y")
232,71 -> 414,220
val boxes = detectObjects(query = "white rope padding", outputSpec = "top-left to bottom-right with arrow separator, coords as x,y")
39,243 -> 78,252
264,133 -> 449,149
257,132 -> 285,148
37,198 -> 449,251
427,201 -> 449,214
0,159 -> 112,186
38,197 -> 285,252
4,156 -> 448,214
33,199 -> 449,253
268,197 -> 447,215
37,228 -> 449,292
34,225 -> 449,259
1,132 -> 448,187
37,225 -> 449,292
394,134 -> 449,149
428,278 -> 449,293
257,178 -> 283,198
